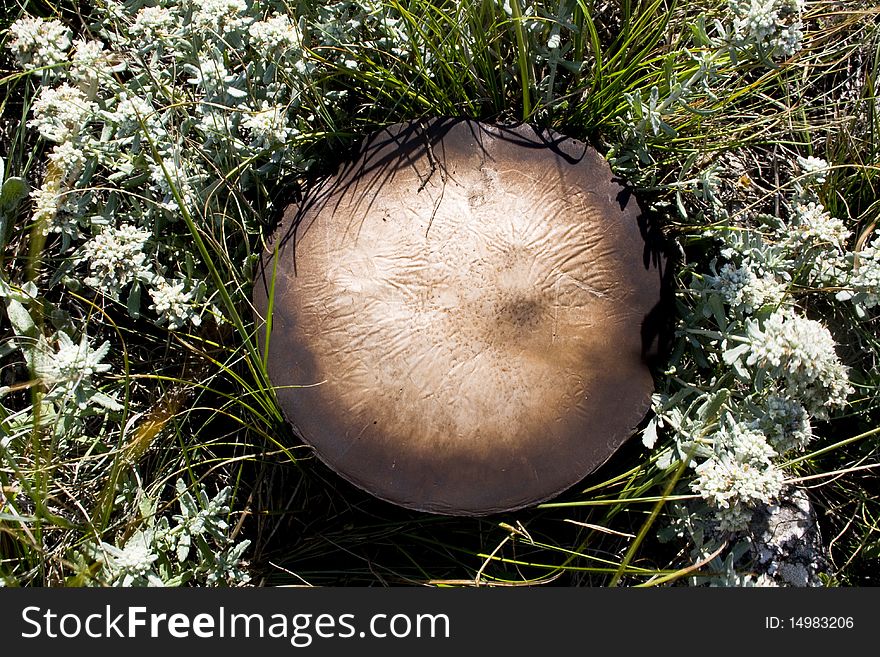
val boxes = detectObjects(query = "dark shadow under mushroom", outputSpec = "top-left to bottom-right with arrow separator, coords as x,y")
253,117 -> 665,516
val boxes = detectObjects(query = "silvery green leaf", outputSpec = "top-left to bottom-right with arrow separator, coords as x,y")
92,391 -> 124,411
697,388 -> 730,424
648,85 -> 660,110
176,532 -> 191,563
182,63 -> 202,84
722,342 -> 750,365
138,491 -> 157,520
226,539 -> 250,562
659,120 -> 677,138
707,293 -> 727,331
0,177 -> 27,210
127,282 -> 141,319
655,447 -> 676,471
146,573 -> 166,587
0,338 -> 17,359
5,298 -> 36,339
641,416 -> 659,448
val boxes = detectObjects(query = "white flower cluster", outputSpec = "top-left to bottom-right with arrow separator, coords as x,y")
835,235 -> 880,312
190,0 -> 250,34
194,106 -> 240,148
797,155 -> 830,185
728,422 -> 777,461
148,155 -> 203,212
248,13 -> 303,53
186,51 -> 242,98
32,142 -> 87,242
130,5 -> 178,39
70,39 -> 120,87
149,279 -> 201,330
729,0 -> 805,59
710,262 -> 786,314
745,309 -> 853,417
7,16 -> 72,70
28,83 -> 96,143
103,93 -> 162,141
104,532 -> 159,581
80,224 -> 153,298
241,102 -> 297,149
788,201 -> 851,252
47,140 -> 87,175
6,3 -> 328,334
30,178 -> 63,229
88,480 -> 251,586
756,396 -> 813,454
693,421 -> 785,532
661,153 -> 862,538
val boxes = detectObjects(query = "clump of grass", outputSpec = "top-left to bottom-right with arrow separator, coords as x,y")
1,0 -> 878,587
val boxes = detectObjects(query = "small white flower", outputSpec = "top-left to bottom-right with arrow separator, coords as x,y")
130,5 -> 177,39
835,236 -> 880,312
715,504 -> 758,533
692,424 -> 785,532
115,542 -> 156,576
30,178 -> 63,231
788,201 -> 851,251
796,155 -> 829,184
47,140 -> 87,175
805,249 -> 848,289
149,279 -> 201,330
745,309 -> 853,416
241,102 -> 297,149
248,13 -> 303,53
104,531 -> 159,580
80,223 -> 154,297
729,0 -> 805,58
710,262 -> 786,314
756,396 -> 813,454
194,106 -> 253,154
727,422 -> 777,462
191,0 -> 249,34
547,33 -> 561,50
149,155 -> 203,212
69,39 -> 120,85
6,16 -> 72,70
771,20 -> 804,57
34,330 -> 122,410
28,84 -> 96,143
185,52 -> 245,99
104,93 -> 162,140
693,453 -> 784,508
30,174 -> 83,243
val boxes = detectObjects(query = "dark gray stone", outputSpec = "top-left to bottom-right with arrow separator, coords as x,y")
748,486 -> 827,587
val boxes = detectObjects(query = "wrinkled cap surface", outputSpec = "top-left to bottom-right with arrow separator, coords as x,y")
253,118 -> 663,515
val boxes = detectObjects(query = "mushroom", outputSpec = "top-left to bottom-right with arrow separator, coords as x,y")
253,117 -> 663,516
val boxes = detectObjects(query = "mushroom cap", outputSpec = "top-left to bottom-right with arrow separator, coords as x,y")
253,118 -> 662,516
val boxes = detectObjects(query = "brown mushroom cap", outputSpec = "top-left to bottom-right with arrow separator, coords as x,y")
253,118 -> 662,516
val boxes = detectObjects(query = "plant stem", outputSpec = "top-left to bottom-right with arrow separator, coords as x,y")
509,0 -> 533,120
